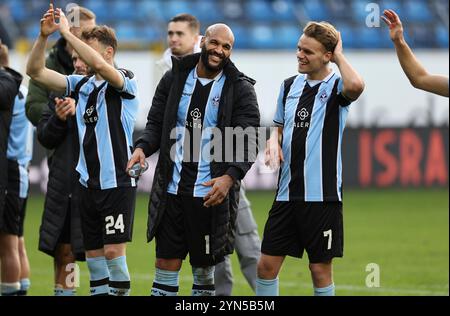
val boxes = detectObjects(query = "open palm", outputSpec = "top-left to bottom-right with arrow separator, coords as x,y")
382,9 -> 404,42
40,5 -> 59,37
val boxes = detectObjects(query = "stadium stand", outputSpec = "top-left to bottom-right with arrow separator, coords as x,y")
0,0 -> 447,49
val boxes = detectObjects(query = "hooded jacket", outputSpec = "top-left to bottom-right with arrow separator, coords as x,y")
0,67 -> 22,227
36,97 -> 85,260
26,37 -> 82,259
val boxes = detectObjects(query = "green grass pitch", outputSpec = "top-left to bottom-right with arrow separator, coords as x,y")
19,189 -> 449,296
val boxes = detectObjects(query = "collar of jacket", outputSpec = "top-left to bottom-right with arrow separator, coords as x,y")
51,37 -> 75,75
3,67 -> 23,90
170,53 -> 256,85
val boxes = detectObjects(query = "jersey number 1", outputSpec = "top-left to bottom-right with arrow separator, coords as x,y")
205,235 -> 210,255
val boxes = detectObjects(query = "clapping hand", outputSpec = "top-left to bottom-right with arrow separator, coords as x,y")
40,4 -> 71,37
54,97 -> 76,121
40,4 -> 59,37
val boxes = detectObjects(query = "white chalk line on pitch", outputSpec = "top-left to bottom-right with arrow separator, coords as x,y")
31,269 -> 449,296
176,276 -> 449,296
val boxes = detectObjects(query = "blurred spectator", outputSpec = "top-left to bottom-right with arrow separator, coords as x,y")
0,5 -> 16,48
1,0 -> 448,49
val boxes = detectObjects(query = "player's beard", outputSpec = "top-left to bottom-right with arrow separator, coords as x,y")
74,64 -> 94,76
200,45 -> 229,72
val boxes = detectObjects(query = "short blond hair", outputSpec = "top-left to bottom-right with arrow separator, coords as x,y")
303,21 -> 339,52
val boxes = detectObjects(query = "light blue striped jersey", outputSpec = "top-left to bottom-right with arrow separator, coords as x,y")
66,69 -> 139,190
273,71 -> 352,202
167,68 -> 226,198
7,85 -> 34,199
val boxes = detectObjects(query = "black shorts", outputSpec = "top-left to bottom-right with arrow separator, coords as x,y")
79,185 -> 136,251
1,160 -> 28,236
0,194 -> 27,237
261,200 -> 343,263
155,194 -> 227,267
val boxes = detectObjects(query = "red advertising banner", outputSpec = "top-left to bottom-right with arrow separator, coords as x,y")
343,127 -> 448,188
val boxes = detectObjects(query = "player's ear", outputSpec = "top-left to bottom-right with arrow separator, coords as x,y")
200,36 -> 206,48
105,46 -> 114,59
323,51 -> 332,64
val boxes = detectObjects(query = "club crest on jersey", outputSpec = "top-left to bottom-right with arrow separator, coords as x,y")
319,91 -> 328,103
212,96 -> 220,107
297,108 -> 309,121
190,108 -> 202,120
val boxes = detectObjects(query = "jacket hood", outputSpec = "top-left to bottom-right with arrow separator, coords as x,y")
4,67 -> 23,90
171,53 -> 256,86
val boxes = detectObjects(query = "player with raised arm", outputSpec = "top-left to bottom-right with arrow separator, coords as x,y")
26,5 -> 139,296
382,9 -> 449,97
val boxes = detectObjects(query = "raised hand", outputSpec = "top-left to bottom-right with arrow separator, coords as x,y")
54,8 -> 71,36
331,32 -> 343,63
382,9 -> 404,42
40,4 -> 59,37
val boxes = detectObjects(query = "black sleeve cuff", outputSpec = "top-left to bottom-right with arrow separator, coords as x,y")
49,113 -> 68,127
338,92 -> 353,107
273,120 -> 284,127
225,167 -> 243,182
135,142 -> 151,158
47,114 -> 68,133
